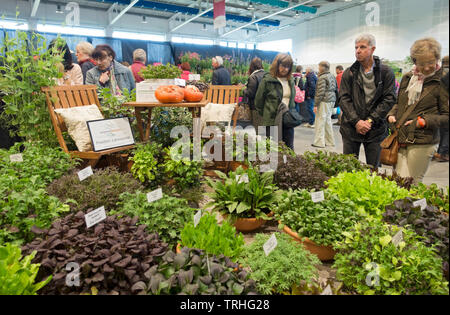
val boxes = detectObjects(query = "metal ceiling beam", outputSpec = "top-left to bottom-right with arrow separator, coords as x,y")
109,0 -> 139,25
170,6 -> 213,32
243,0 -> 317,13
30,0 -> 41,17
221,0 -> 314,37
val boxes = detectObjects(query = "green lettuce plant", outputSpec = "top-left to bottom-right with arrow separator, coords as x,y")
180,212 -> 244,259
163,146 -> 204,191
303,150 -> 368,177
129,142 -> 165,187
275,189 -> 362,246
240,233 -> 320,295
326,170 -> 410,220
410,183 -> 449,213
0,243 -> 51,295
333,222 -> 448,295
139,63 -> 182,79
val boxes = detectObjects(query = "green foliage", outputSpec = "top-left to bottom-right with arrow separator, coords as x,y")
240,233 -> 320,295
231,74 -> 248,85
134,248 -> 258,295
206,166 -> 279,220
0,243 -> 51,295
0,141 -> 78,189
98,87 -> 136,118
46,167 -> 144,213
0,32 -> 64,145
0,185 -> 69,245
180,212 -> 244,259
150,107 -> 193,148
139,63 -> 182,79
113,192 -> 196,247
129,142 -> 165,187
333,222 -> 448,295
276,189 -> 362,246
410,183 -> 449,213
326,170 -> 410,220
303,150 -> 368,177
163,146 -> 204,191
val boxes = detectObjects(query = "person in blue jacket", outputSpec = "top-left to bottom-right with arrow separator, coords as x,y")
304,68 -> 318,127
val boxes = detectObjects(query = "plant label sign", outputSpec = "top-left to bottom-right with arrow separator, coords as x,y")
283,155 -> 287,164
147,188 -> 163,203
392,230 -> 403,247
174,78 -> 186,87
78,166 -> 93,182
320,284 -> 333,295
237,174 -> 249,184
263,234 -> 278,256
194,210 -> 202,227
413,198 -> 427,211
311,191 -> 325,203
85,206 -> 107,228
9,153 -> 23,162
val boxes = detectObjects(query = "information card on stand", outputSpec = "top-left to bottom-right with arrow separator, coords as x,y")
194,210 -> 202,227
311,191 -> 325,203
413,198 -> 427,210
263,233 -> 278,256
85,206 -> 107,228
147,188 -> 163,203
9,153 -> 23,162
78,166 -> 94,182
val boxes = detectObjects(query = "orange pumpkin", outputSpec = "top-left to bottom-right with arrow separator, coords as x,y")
184,85 -> 204,102
155,85 -> 185,103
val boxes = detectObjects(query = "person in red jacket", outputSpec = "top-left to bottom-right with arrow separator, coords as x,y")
130,49 -> 146,83
336,65 -> 344,90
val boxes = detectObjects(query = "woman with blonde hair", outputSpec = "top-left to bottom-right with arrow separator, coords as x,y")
75,41 -> 96,84
254,53 -> 296,149
387,37 -> 449,183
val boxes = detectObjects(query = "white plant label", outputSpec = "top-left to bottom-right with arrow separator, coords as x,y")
77,166 -> 93,181
413,198 -> 427,211
263,234 -> 278,256
174,78 -> 186,87
283,155 -> 287,164
311,191 -> 325,203
194,210 -> 202,227
237,174 -> 249,183
9,153 -> 23,162
321,284 -> 333,295
392,230 -> 403,247
206,254 -> 211,276
85,206 -> 106,228
147,188 -> 163,203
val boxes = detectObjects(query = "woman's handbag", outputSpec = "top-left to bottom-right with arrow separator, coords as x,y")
380,130 -> 399,166
283,108 -> 307,128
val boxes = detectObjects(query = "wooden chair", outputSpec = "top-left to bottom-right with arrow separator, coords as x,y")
42,85 -> 135,168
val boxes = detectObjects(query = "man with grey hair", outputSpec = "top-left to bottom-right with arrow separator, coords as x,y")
339,34 -> 396,167
130,48 -> 147,83
212,56 -> 231,85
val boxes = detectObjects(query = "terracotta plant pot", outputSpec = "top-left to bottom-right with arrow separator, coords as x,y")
229,161 -> 248,171
223,212 -> 273,233
176,243 -> 182,254
281,223 -> 336,261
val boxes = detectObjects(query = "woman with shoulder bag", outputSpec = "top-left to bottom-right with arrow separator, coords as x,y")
254,53 -> 297,150
386,37 -> 449,183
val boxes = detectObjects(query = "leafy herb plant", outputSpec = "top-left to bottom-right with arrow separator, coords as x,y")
0,243 -> 51,295
133,248 -> 258,295
303,150 -> 368,177
206,166 -> 279,220
139,63 -> 182,79
333,222 -> 448,295
326,170 -> 410,220
240,233 -> 320,295
276,189 -> 362,246
129,142 -> 165,187
113,192 -> 196,247
180,212 -> 244,259
163,146 -> 204,191
410,183 -> 449,213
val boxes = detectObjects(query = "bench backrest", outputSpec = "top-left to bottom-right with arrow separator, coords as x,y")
41,85 -> 101,153
204,85 -> 242,104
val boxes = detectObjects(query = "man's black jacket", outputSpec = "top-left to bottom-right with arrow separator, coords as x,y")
339,56 -> 396,143
212,66 -> 231,85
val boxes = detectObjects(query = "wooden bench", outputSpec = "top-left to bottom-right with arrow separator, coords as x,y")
42,85 -> 135,168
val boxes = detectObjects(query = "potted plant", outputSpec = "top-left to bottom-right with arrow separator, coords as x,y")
275,189 -> 362,261
136,63 -> 182,102
206,166 -> 279,232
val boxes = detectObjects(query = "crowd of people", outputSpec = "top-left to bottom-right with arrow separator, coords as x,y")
47,34 -> 449,184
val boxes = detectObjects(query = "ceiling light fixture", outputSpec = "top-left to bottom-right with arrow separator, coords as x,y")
142,16 -> 147,23
56,4 -> 64,14
202,23 -> 207,31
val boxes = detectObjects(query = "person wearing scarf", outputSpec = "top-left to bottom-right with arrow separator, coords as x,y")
387,37 -> 449,183
76,42 -> 97,84
86,44 -> 135,95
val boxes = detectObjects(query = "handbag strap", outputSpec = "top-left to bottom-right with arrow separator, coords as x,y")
394,84 -> 434,129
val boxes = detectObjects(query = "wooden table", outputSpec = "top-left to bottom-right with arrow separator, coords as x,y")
123,100 -> 208,142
